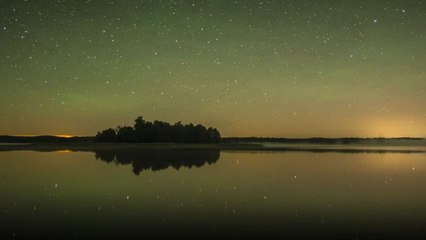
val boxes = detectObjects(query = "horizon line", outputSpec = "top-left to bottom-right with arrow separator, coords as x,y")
1,134 -> 425,140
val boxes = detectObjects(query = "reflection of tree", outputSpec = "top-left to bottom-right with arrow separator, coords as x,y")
94,149 -> 220,175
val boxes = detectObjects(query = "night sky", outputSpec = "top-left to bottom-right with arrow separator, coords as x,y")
1,0 -> 425,137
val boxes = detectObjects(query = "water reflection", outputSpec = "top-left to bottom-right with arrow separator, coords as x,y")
1,150 -> 426,238
94,149 -> 220,175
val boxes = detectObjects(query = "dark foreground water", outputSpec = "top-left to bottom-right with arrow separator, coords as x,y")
1,148 -> 426,239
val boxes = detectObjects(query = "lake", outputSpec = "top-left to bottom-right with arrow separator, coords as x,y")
1,148 -> 426,239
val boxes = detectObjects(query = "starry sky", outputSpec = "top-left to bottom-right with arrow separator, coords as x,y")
1,0 -> 425,137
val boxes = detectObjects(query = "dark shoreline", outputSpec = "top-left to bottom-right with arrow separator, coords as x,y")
1,142 -> 426,154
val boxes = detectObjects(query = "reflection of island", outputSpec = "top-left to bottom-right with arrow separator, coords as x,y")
94,149 -> 220,175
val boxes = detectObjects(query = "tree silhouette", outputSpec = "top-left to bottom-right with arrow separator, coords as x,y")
116,126 -> 136,142
95,128 -> 117,142
95,116 -> 221,143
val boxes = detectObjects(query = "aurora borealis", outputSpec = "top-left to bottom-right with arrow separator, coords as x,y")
1,0 -> 425,137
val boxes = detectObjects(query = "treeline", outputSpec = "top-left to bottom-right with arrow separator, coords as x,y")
0,135 -> 93,143
222,137 -> 424,145
95,116 -> 221,143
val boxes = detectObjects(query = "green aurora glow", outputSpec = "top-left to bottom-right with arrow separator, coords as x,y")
1,0 -> 425,137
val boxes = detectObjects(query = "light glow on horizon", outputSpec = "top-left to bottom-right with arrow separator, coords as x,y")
0,1 -> 425,137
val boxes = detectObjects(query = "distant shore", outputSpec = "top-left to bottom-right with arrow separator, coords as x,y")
1,142 -> 426,154
1,135 -> 425,144
1,134 -> 426,154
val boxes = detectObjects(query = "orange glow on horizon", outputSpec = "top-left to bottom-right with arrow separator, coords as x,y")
13,134 -> 75,138
357,117 -> 423,138
55,150 -> 73,153
53,134 -> 74,138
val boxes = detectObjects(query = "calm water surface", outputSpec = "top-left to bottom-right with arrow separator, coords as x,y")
1,149 -> 426,239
